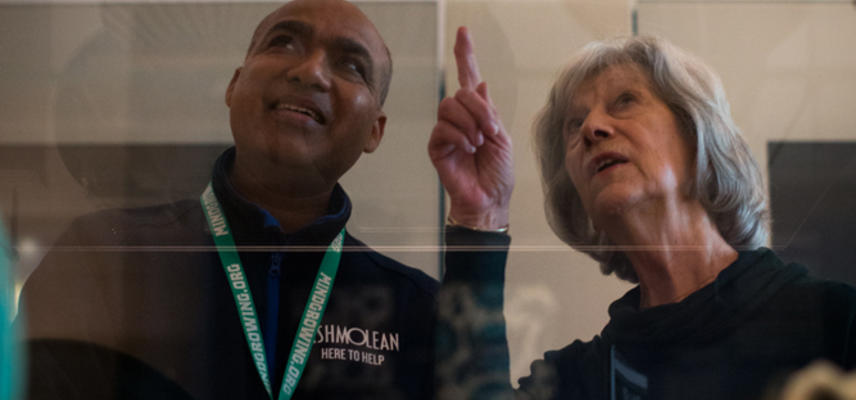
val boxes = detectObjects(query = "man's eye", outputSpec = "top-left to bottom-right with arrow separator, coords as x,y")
269,35 -> 295,49
341,59 -> 366,78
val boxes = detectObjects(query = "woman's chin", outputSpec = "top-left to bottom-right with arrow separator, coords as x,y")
590,188 -> 644,219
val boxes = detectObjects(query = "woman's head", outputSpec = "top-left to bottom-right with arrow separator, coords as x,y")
534,36 -> 769,282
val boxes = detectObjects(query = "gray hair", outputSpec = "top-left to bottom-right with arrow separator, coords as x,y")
534,36 -> 769,282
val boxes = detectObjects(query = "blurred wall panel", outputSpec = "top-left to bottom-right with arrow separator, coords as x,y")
638,1 -> 856,179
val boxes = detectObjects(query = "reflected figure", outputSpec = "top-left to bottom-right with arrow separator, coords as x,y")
17,1 -> 437,399
430,31 -> 856,400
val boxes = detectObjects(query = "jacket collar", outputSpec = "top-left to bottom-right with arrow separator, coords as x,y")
209,147 -> 351,246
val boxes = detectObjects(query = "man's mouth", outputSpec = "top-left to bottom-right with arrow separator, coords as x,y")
273,102 -> 325,124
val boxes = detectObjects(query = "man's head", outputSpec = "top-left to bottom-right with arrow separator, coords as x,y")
226,0 -> 393,188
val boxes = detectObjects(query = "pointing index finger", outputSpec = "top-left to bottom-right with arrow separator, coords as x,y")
454,26 -> 482,90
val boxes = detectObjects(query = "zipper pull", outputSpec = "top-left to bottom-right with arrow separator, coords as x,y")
270,252 -> 282,277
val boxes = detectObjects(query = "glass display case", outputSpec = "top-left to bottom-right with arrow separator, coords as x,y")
2,0 -> 854,397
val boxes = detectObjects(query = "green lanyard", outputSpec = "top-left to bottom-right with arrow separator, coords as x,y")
201,183 -> 344,399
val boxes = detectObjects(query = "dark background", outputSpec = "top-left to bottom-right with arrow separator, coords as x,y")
768,141 -> 856,285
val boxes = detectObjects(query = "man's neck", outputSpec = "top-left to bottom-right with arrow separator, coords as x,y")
229,157 -> 335,234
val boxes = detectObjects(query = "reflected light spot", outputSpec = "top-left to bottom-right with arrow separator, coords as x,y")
17,238 -> 39,257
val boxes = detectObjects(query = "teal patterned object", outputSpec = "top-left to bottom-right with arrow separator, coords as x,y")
0,219 -> 20,400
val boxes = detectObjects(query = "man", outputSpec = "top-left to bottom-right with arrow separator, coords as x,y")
19,1 -> 437,398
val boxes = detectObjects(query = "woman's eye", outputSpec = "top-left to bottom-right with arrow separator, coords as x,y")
565,118 -> 583,134
615,92 -> 636,107
564,117 -> 584,144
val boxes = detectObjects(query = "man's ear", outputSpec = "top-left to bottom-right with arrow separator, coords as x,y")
362,112 -> 386,154
225,68 -> 241,108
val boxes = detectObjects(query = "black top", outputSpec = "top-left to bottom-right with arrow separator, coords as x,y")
20,147 -> 439,400
437,235 -> 856,400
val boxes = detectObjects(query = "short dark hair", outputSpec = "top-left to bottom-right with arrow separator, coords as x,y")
244,5 -> 393,107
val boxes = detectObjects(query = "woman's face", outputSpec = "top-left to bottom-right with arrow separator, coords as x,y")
563,64 -> 694,223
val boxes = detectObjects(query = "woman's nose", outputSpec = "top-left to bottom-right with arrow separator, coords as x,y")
580,110 -> 614,147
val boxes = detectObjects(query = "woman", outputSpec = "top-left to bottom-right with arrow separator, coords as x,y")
430,30 -> 856,400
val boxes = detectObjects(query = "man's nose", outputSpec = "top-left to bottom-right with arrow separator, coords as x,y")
287,50 -> 331,91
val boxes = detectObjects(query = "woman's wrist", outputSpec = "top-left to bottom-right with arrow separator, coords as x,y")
446,207 -> 509,233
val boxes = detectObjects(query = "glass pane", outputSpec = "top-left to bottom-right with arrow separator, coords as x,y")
2,1 -> 441,397
1,0 -> 441,300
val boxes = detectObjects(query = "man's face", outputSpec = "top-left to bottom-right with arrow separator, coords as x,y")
226,0 -> 388,184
